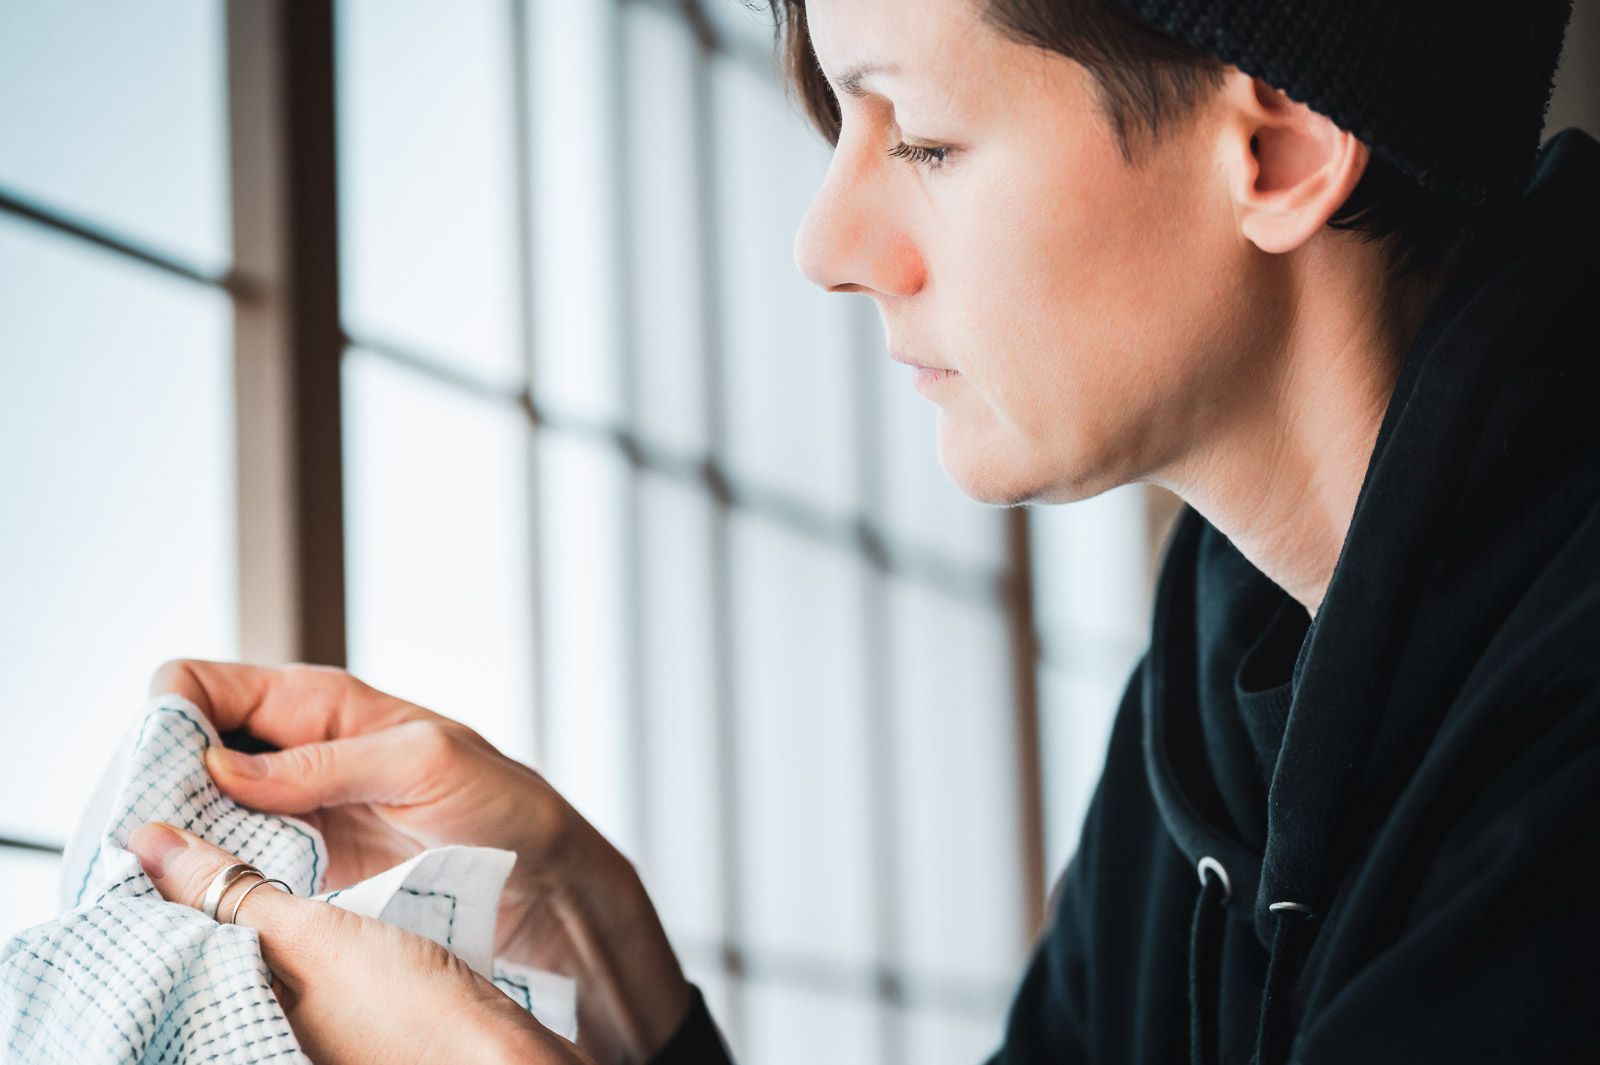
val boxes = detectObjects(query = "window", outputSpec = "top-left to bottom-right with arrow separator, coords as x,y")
0,0 -> 236,918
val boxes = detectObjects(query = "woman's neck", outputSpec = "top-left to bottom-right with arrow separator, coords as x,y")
1156,237 -> 1444,617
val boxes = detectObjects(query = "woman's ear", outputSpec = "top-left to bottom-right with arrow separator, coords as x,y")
1218,68 -> 1370,254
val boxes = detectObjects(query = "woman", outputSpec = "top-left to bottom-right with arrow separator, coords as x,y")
132,0 -> 1599,1062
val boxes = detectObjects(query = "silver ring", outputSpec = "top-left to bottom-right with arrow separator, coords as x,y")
202,863 -> 263,921
227,876 -> 292,925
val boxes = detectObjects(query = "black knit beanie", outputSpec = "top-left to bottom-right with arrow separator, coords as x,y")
1112,0 -> 1574,204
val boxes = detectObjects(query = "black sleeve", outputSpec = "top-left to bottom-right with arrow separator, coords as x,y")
982,866 -> 1092,1065
645,984 -> 735,1065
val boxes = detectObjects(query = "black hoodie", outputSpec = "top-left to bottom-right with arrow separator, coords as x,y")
648,128 -> 1600,1065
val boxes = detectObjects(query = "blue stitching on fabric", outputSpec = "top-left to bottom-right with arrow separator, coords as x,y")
398,887 -> 459,949
74,705 -> 325,905
496,972 -> 535,1012
73,708 -> 170,907
154,707 -> 325,891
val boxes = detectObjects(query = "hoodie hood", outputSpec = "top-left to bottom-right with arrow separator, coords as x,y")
1141,126 -> 1600,1064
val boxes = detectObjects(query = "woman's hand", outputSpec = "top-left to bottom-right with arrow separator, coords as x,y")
128,822 -> 591,1065
147,659 -> 691,1065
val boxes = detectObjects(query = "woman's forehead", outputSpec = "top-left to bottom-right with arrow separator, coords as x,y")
807,0 -> 1050,118
807,0 -> 986,80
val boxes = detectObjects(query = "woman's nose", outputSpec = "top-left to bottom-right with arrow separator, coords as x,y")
793,148 -> 926,297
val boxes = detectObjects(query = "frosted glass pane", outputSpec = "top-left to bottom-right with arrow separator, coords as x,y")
536,432 -> 636,856
624,2 -> 709,455
712,57 -> 858,515
886,579 -> 1025,985
528,0 -> 626,423
0,0 -> 228,273
1029,485 -> 1153,658
0,218 -> 236,844
742,981 -> 881,1065
901,1005 -> 1003,1065
0,849 -> 61,941
342,349 -> 535,762
730,514 -> 874,965
871,325 -> 1009,570
1038,661 -> 1130,880
636,472 -> 724,944
337,0 -> 521,386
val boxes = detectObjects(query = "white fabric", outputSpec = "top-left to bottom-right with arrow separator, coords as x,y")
1,694 -> 576,1062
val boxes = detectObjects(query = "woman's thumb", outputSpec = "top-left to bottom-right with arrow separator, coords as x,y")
203,731 -> 404,814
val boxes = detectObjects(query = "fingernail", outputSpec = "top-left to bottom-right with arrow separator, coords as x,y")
129,823 -> 188,880
208,747 -> 267,779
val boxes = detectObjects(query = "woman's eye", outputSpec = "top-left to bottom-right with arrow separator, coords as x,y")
888,142 -> 951,169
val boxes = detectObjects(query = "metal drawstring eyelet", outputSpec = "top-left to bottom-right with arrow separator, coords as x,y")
1268,900 -> 1316,920
1197,856 -> 1232,905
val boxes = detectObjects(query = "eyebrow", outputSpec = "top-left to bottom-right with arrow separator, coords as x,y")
836,62 -> 901,98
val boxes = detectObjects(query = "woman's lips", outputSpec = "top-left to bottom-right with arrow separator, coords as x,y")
911,366 -> 959,389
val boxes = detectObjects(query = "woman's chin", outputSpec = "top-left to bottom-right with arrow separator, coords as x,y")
936,416 -> 1123,507
936,423 -> 1051,507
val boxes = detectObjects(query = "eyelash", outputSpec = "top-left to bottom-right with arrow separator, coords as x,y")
888,142 -> 952,169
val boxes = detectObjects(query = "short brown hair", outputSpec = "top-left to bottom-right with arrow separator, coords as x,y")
761,0 -> 1482,278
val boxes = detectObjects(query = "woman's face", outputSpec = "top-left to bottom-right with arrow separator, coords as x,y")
795,0 -> 1279,505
